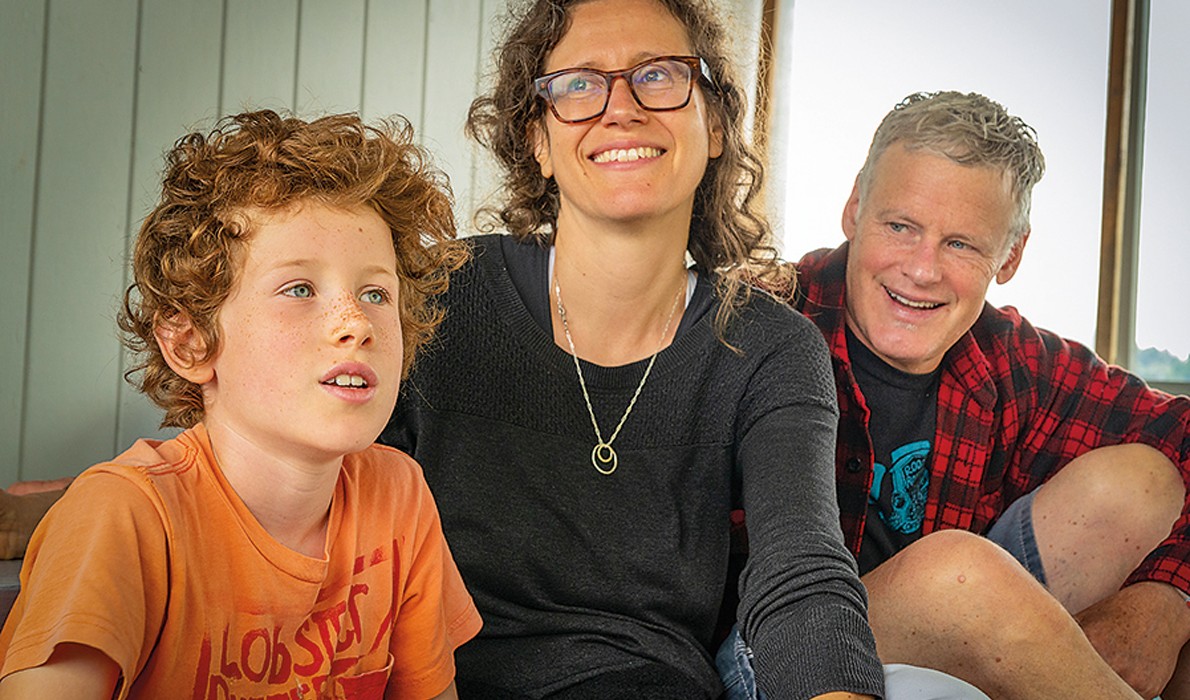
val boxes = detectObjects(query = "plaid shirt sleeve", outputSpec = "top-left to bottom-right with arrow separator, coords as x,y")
794,244 -> 1190,595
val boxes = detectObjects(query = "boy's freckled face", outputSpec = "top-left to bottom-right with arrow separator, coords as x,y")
200,202 -> 402,465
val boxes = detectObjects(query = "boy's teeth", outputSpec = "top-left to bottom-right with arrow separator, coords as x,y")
328,374 -> 367,387
593,147 -> 662,163
888,289 -> 941,309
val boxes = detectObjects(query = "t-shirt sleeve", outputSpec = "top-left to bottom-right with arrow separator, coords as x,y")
385,458 -> 481,699
0,468 -> 169,690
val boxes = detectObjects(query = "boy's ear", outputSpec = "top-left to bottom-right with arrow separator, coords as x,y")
155,313 -> 215,385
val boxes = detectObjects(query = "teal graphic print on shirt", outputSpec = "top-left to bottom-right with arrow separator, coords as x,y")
870,440 -> 931,535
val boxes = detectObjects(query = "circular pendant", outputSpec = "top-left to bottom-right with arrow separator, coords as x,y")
591,443 -> 618,475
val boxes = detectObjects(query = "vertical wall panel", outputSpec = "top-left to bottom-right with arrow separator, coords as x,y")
361,0 -> 428,130
423,0 -> 483,230
467,0 -> 508,231
296,0 -> 366,115
116,0 -> 226,450
22,0 -> 139,478
0,0 -> 47,483
222,0 -> 300,113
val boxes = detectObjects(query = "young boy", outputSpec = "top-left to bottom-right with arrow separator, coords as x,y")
0,110 -> 479,699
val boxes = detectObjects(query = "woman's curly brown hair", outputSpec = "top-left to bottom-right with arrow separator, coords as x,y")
466,0 -> 794,330
119,110 -> 467,429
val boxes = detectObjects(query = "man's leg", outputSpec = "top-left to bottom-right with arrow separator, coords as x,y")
864,529 -> 1142,699
1029,443 -> 1187,698
1030,443 -> 1184,614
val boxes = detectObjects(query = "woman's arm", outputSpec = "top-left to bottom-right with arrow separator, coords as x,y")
734,312 -> 884,698
0,643 -> 119,699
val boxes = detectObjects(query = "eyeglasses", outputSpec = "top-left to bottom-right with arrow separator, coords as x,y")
534,55 -> 714,124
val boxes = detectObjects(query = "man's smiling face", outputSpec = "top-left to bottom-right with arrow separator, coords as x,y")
841,143 -> 1027,375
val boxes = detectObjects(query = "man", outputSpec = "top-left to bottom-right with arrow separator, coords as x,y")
793,91 -> 1190,699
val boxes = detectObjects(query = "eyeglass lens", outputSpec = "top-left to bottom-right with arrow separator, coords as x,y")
545,58 -> 695,122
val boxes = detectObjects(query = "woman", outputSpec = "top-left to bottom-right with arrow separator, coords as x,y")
382,0 -> 883,697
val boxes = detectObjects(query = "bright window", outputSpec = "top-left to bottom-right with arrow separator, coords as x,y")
774,0 -> 1112,348
1133,0 -> 1190,382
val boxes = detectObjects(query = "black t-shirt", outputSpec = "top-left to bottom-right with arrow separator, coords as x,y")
849,327 -> 940,575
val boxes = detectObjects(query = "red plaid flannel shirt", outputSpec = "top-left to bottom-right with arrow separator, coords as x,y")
794,244 -> 1190,594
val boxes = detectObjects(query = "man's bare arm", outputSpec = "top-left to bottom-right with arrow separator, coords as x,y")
1078,581 -> 1190,699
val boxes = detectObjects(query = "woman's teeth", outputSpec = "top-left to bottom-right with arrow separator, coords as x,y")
592,146 -> 662,163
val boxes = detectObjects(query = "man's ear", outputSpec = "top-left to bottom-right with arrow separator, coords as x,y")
996,231 -> 1030,284
530,122 -> 553,179
155,313 -> 215,385
841,176 -> 862,242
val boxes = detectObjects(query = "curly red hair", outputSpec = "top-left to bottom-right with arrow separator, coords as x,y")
119,110 -> 467,428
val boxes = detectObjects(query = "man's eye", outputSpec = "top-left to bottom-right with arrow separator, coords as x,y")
282,283 -> 314,298
888,222 -> 907,233
361,288 -> 390,304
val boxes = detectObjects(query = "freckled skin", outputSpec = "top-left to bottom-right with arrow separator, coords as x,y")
197,202 -> 404,471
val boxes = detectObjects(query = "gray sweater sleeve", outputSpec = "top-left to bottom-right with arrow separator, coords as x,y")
735,313 -> 884,699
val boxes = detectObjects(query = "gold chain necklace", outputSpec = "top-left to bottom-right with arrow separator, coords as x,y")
554,275 -> 684,475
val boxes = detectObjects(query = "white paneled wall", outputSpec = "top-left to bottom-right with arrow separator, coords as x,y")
0,0 -> 761,482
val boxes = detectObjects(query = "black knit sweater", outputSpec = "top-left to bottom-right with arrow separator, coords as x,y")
382,235 -> 882,699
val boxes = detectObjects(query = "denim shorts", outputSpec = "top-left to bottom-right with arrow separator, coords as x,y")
985,489 -> 1048,586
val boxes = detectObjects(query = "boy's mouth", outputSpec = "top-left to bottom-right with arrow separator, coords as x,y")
322,373 -> 370,388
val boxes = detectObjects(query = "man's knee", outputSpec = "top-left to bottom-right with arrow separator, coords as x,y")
865,530 -> 1071,666
865,530 -> 1052,635
1038,444 -> 1184,541
1059,444 -> 1181,513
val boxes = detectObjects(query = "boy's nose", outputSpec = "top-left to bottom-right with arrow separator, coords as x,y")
330,297 -> 373,346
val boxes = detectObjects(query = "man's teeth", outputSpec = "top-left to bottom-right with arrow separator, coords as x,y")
592,147 -> 662,163
326,374 -> 368,388
887,289 -> 942,309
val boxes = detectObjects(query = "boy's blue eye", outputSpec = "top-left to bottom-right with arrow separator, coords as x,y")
283,283 -> 314,298
361,288 -> 389,304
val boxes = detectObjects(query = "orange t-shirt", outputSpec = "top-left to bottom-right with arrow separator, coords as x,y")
0,424 -> 481,699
